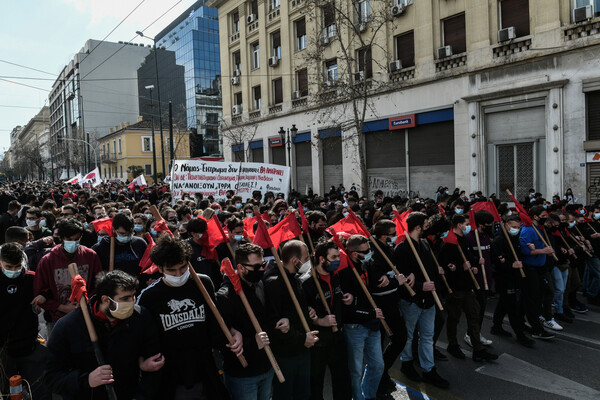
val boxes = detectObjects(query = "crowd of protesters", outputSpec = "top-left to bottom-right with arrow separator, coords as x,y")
0,180 -> 599,400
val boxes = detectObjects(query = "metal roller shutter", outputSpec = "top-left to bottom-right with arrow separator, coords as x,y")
271,146 -> 286,166
322,137 -> 343,192
295,141 -> 312,193
366,130 -> 406,185
588,163 -> 600,204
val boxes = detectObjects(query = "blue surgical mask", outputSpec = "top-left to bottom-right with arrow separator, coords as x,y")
97,236 -> 103,244
2,266 -> 21,279
594,213 -> 600,221
579,209 -> 586,215
389,236 -> 398,244
83,222 -> 89,229
455,208 -> 464,214
508,227 -> 520,236
134,224 -> 144,232
116,234 -> 133,244
245,212 -> 253,218
144,213 -> 153,219
63,240 -> 80,254
40,219 -> 47,228
325,259 -> 341,273
462,225 -> 472,235
343,212 -> 349,218
234,235 -> 244,242
568,221 -> 576,229
441,231 -> 449,239
151,228 -> 158,237
543,205 -> 548,210
215,209 -> 221,215
235,203 -> 243,209
362,251 -> 373,263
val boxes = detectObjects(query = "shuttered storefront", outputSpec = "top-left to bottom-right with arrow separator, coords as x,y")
366,130 -> 406,186
587,91 -> 600,203
294,131 -> 312,193
320,128 -> 343,192
249,140 -> 263,163
270,137 -> 286,166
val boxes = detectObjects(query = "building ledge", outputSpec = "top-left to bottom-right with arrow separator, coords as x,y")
564,17 -> 600,41
435,53 -> 467,72
584,140 -> 600,151
390,66 -> 415,83
492,35 -> 532,58
249,110 -> 261,120
230,32 -> 240,44
292,97 -> 308,108
269,104 -> 283,114
267,7 -> 281,25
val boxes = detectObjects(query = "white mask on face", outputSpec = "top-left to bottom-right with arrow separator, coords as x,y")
163,267 -> 191,287
298,260 -> 311,275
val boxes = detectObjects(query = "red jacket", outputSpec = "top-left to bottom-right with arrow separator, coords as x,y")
34,244 -> 102,322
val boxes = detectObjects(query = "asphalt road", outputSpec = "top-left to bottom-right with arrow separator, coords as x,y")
324,294 -> 600,400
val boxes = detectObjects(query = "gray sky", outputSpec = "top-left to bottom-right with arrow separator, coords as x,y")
0,0 -> 197,153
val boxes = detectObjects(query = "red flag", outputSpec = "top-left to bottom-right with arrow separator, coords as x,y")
154,219 -> 174,237
471,201 -> 502,223
253,215 -> 274,250
220,258 -> 243,294
194,217 -> 219,260
443,228 -> 459,245
140,233 -> 159,274
507,192 -> 533,226
392,209 -> 411,244
468,210 -> 477,231
69,275 -> 88,303
92,217 -> 113,237
297,202 -> 309,234
206,215 -> 228,248
326,210 -> 369,238
328,227 -> 352,274
268,212 -> 302,250
243,216 -> 258,240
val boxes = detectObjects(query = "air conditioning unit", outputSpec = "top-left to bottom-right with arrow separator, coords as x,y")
247,14 -> 256,24
268,56 -> 279,67
320,36 -> 330,46
392,4 -> 407,17
232,105 -> 243,115
357,23 -> 367,33
354,71 -> 364,82
498,26 -> 516,43
231,76 -> 240,85
437,45 -> 453,59
292,90 -> 301,99
233,68 -> 241,77
573,5 -> 593,23
389,60 -> 402,72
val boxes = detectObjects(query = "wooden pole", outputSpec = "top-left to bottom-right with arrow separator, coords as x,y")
109,236 -> 115,271
368,237 -> 416,297
586,222 -> 598,234
473,230 -> 489,290
455,242 -> 481,290
350,264 -> 393,336
552,230 -> 578,260
499,223 -> 526,278
67,264 -> 117,400
187,263 -> 248,367
531,224 -> 560,261
237,289 -> 285,383
428,245 -> 452,294
574,226 -> 594,257
403,232 -> 444,311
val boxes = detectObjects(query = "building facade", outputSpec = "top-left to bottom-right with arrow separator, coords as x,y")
99,120 -> 191,184
49,39 -> 151,179
211,0 -> 600,203
155,0 -> 223,157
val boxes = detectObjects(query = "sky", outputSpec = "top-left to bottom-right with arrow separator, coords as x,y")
0,0 -> 198,154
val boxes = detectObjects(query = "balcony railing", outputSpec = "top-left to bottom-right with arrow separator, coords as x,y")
101,153 -> 117,163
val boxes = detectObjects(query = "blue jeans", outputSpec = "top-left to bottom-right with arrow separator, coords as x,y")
584,256 -> 600,298
399,300 -> 435,372
343,324 -> 384,400
551,267 -> 569,314
224,369 -> 274,400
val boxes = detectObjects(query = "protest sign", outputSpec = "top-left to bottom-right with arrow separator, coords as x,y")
170,160 -> 290,201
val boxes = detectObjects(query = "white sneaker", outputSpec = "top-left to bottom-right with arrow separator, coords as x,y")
539,315 -> 546,324
543,318 -> 563,331
480,335 -> 493,346
464,333 -> 472,347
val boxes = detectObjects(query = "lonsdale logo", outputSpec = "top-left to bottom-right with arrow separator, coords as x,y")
159,298 -> 205,331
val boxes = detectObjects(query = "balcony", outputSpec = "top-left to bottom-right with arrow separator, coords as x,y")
435,53 -> 467,72
101,153 -> 118,163
564,18 -> 600,41
492,35 -> 532,58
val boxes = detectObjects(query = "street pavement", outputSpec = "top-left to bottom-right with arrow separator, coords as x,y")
324,294 -> 600,400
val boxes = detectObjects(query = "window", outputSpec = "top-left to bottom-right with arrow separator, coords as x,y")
102,143 -> 106,156
443,13 -> 466,55
323,3 -> 337,38
295,18 -> 307,51
253,85 -> 262,110
234,92 -> 242,106
232,51 -> 241,73
395,0 -> 414,5
269,0 -> 280,11
249,0 -> 258,19
587,91 -> 600,141
297,68 -> 308,96
325,59 -> 338,82
118,138 -> 122,153
273,78 -> 283,104
108,167 -> 111,179
499,0 -> 530,37
113,140 -> 116,155
395,31 -> 415,68
142,136 -> 153,152
574,0 -> 600,18
251,42 -> 260,69
356,0 -> 371,23
144,164 -> 153,176
357,47 -> 372,79
271,31 -> 281,59
120,165 -> 123,178
232,11 -> 240,33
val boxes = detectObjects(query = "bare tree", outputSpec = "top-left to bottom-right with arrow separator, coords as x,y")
220,118 -> 259,162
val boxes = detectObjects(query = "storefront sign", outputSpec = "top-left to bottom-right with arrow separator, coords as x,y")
389,114 -> 416,130
269,137 -> 284,147
586,152 -> 600,163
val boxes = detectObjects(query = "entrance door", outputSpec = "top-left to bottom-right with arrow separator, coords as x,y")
496,143 -> 534,203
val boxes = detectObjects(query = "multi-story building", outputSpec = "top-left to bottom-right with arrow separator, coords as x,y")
99,119 -> 190,184
154,0 -> 223,157
211,0 -> 600,203
16,107 -> 50,179
49,39 -> 150,179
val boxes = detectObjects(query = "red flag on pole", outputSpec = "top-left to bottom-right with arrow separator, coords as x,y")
268,212 -> 302,250
206,215 -> 229,248
153,219 -> 174,237
468,210 -> 478,231
326,210 -> 369,237
442,228 -> 460,245
140,233 -> 159,274
297,202 -> 309,233
220,258 -> 243,294
328,227 -> 351,273
507,193 -> 533,226
253,215 -> 274,250
392,209 -> 411,244
243,216 -> 258,240
92,218 -> 113,237
471,201 -> 502,223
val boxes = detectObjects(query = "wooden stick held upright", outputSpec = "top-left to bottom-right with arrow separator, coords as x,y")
428,246 -> 452,294
67,264 -> 118,400
473,230 -> 489,290
109,237 -> 115,271
188,263 -> 248,368
455,243 -> 481,290
552,230 -> 578,260
403,231 -> 444,311
368,237 -> 416,297
499,223 -> 526,278
573,225 -> 594,257
531,224 -> 560,261
350,262 -> 393,336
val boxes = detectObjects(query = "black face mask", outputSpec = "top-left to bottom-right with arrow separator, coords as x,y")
180,233 -> 190,240
244,268 -> 264,283
538,217 -> 547,225
549,226 -> 559,232
559,222 -> 568,229
484,225 -> 493,235
53,237 -> 62,245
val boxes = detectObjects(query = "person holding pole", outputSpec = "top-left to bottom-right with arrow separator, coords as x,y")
45,269 -> 163,400
137,235 -> 242,399
490,215 -> 535,347
263,239 -> 318,400
300,238 -> 353,400
216,244 -> 275,400
393,212 -> 449,388
338,234 -> 385,400
440,214 -> 498,362
518,205 -> 556,340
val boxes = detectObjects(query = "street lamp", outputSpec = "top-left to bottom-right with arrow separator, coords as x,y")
137,30 -> 166,179
145,85 -> 158,183
278,124 -> 298,190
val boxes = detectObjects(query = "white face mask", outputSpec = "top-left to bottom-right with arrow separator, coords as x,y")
163,267 -> 191,287
298,260 -> 311,275
26,219 -> 39,227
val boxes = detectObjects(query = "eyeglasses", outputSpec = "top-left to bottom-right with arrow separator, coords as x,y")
352,249 -> 371,254
241,261 -> 267,269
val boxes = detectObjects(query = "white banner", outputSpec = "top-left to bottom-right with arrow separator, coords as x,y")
170,160 -> 290,201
